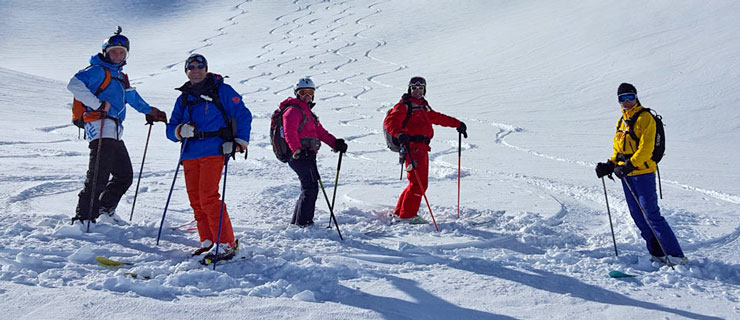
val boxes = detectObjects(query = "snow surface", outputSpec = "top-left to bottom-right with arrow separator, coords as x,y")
1,0 -> 739,319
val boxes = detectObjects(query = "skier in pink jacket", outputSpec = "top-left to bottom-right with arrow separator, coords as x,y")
281,77 -> 347,226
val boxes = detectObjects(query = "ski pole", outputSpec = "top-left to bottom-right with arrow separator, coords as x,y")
212,156 -> 230,270
656,165 -> 663,199
399,147 -> 406,180
404,144 -> 439,232
129,123 -> 153,221
156,139 -> 188,245
86,116 -> 106,233
316,162 -> 343,240
327,152 -> 343,229
601,177 -> 618,257
622,176 -> 675,269
457,132 -> 462,218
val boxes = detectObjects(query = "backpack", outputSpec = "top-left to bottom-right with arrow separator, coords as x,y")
270,104 -> 308,162
383,96 -> 414,152
619,107 -> 665,163
71,67 -> 129,128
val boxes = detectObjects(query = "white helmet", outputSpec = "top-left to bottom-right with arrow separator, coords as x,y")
294,77 -> 316,95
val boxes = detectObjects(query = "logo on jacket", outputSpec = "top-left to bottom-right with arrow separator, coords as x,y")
232,96 -> 241,104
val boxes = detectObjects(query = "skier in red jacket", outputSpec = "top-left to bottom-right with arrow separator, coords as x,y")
384,76 -> 467,223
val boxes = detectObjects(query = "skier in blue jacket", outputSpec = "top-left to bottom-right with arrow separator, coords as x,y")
68,27 -> 167,224
166,54 -> 252,261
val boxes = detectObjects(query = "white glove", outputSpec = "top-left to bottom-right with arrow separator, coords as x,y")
221,141 -> 234,155
178,123 -> 195,139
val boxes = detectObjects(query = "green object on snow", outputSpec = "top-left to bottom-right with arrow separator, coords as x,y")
96,256 -> 133,267
609,270 -> 636,278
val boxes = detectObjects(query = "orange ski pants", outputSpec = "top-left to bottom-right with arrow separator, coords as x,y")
183,155 -> 235,247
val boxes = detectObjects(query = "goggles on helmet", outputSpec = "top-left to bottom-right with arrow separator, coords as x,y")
618,93 -> 637,103
104,35 -> 129,52
297,88 -> 315,96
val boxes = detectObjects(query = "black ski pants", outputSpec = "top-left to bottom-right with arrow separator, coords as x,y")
75,138 -> 133,220
288,151 -> 319,226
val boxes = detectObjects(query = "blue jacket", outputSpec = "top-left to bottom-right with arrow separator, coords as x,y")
166,74 -> 252,161
68,54 -> 152,141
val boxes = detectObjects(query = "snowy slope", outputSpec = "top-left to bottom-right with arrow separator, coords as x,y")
1,0 -> 739,319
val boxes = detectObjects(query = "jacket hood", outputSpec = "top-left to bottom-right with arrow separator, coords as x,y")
176,73 -> 225,96
400,93 -> 428,106
281,97 -> 315,110
90,53 -> 124,72
621,104 -> 645,119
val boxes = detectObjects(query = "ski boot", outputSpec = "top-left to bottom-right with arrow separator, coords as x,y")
191,240 -> 214,257
200,239 -> 239,265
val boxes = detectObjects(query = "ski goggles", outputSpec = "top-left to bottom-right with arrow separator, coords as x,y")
107,35 -> 129,48
618,93 -> 637,103
186,64 -> 206,71
297,88 -> 314,96
410,85 -> 425,90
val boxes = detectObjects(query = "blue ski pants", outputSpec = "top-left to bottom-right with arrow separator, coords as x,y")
621,173 -> 684,257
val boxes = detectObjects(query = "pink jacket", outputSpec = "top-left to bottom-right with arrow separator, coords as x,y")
281,97 -> 337,153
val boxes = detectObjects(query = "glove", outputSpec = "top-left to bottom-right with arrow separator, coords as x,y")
146,107 -> 168,124
595,161 -> 615,178
333,139 -> 348,153
177,123 -> 196,139
221,141 -> 235,158
234,138 -> 248,159
405,160 -> 418,171
613,161 -> 635,178
292,148 -> 303,160
457,122 -> 468,138
397,133 -> 410,146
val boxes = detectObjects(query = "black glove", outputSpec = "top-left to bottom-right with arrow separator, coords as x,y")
333,139 -> 348,153
397,133 -> 410,146
146,107 -> 168,124
457,122 -> 468,138
595,161 -> 615,178
614,161 -> 635,178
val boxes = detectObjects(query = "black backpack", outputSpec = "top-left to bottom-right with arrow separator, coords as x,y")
619,108 -> 665,163
270,104 -> 308,162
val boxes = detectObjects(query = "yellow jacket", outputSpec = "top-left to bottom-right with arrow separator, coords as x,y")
610,105 -> 657,176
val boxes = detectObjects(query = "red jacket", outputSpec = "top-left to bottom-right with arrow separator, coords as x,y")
384,94 -> 460,151
281,97 -> 337,153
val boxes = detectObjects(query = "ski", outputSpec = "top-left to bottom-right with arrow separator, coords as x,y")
96,256 -> 133,267
200,255 -> 247,266
170,219 -> 197,231
608,270 -> 636,278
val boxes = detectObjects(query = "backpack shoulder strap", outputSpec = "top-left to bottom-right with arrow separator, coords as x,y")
401,97 -> 413,128
93,68 -> 112,96
626,108 -> 651,142
284,104 -> 309,132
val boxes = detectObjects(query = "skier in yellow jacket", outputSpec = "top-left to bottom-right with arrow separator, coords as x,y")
596,83 -> 686,265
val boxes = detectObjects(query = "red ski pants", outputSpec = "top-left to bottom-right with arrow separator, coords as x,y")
183,155 -> 235,247
394,147 -> 429,219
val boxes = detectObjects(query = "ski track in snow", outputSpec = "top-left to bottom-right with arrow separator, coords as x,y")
0,0 -> 739,318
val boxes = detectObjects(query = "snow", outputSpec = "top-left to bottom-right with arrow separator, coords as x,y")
1,0 -> 739,319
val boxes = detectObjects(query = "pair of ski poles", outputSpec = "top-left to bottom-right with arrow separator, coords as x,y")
154,138 -> 233,270
600,175 -> 675,269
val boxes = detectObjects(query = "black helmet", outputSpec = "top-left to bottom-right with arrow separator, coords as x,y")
102,26 -> 129,54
